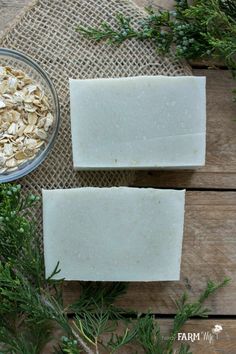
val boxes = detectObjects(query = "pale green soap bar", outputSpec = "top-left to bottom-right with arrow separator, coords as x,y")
69,75 -> 206,169
43,187 -> 185,281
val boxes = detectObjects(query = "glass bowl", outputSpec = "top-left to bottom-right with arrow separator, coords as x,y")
0,48 -> 60,182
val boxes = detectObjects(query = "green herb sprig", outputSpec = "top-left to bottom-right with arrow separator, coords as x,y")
0,184 -> 230,353
77,0 -> 236,100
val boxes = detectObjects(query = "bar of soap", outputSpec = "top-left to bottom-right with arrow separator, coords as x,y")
43,187 -> 185,281
70,75 -> 206,169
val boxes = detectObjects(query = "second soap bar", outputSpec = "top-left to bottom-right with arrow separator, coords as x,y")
70,75 -> 206,169
43,187 -> 185,281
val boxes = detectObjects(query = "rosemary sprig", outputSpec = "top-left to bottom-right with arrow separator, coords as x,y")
0,184 -> 230,353
77,0 -> 236,100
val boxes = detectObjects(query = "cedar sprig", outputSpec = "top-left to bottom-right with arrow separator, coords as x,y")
134,277 -> 230,354
69,282 -> 129,315
77,0 -> 236,100
165,277 -> 230,351
78,14 -> 144,45
107,328 -> 138,353
77,0 -> 236,63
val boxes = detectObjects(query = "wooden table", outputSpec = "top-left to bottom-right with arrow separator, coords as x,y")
1,1 -> 236,353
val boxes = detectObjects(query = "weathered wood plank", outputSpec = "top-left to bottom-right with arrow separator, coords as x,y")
135,0 -> 175,9
63,191 -> 236,315
1,5 -> 236,190
104,319 -> 236,354
0,0 -> 172,33
1,1 -> 236,352
43,319 -> 236,353
120,319 -> 236,354
0,0 -> 30,33
0,0 -> 154,34
133,69 -> 236,189
0,0 -> 169,34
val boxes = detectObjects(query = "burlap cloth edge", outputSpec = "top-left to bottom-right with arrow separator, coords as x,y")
0,0 -> 148,41
0,0 -> 192,194
0,0 -> 192,74
0,0 -> 193,247
0,0 -> 39,40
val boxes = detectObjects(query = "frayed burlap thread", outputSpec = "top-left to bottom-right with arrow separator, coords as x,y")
0,0 -> 191,193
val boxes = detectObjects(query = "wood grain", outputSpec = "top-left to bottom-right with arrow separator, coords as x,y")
1,1 -> 236,352
122,319 -> 236,354
4,2 -> 235,317
0,0 -> 30,33
159,319 -> 236,354
134,0 -> 175,9
103,319 -> 236,354
44,319 -> 236,354
63,191 -> 236,315
133,69 -> 236,189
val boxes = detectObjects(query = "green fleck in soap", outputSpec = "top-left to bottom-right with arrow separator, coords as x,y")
43,187 -> 185,281
70,75 -> 206,169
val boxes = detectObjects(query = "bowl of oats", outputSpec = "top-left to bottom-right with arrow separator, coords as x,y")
0,48 -> 60,182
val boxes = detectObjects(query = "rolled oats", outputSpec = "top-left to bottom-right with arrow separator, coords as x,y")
0,65 -> 54,173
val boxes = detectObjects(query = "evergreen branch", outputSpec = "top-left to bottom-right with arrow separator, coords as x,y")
77,14 -> 143,45
0,184 -> 44,288
198,278 -> 230,303
77,0 -> 236,100
166,277 -> 230,350
107,327 -> 138,353
0,184 -> 231,353
220,0 -> 236,18
74,308 -> 116,346
136,314 -> 164,354
69,282 -> 129,316
179,343 -> 192,354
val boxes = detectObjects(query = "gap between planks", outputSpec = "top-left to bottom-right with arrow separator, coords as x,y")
2,1 -> 236,353
1,5 -> 236,189
63,191 -> 236,316
43,319 -> 236,354
133,69 -> 236,190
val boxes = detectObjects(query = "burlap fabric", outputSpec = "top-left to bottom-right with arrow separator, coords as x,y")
0,0 -> 191,194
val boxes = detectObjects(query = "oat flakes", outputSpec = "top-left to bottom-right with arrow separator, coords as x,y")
0,65 -> 54,173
